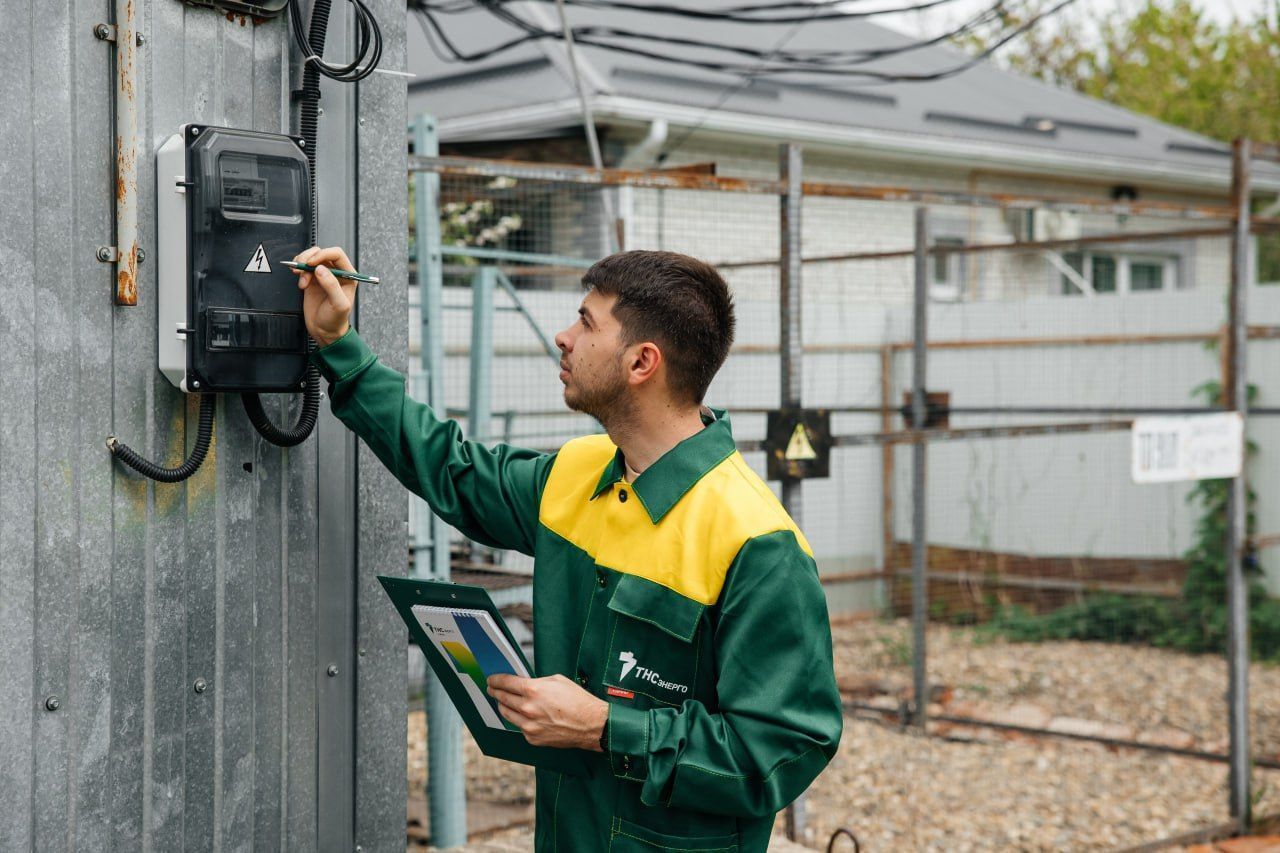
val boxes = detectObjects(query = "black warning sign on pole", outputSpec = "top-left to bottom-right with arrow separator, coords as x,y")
766,408 -> 832,481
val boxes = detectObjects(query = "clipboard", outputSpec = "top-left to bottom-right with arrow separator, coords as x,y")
379,575 -> 592,779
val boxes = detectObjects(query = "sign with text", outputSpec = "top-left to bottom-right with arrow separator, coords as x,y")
1131,413 -> 1243,484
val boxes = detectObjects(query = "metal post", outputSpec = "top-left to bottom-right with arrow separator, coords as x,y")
411,114 -> 467,848
469,267 -> 495,444
779,143 -> 807,843
1226,138 -> 1252,831
410,115 -> 447,571
911,207 -> 929,728
315,6 -> 359,845
111,0 -> 139,305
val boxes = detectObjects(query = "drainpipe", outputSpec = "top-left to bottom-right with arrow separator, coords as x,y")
617,119 -> 669,169
113,0 -> 140,305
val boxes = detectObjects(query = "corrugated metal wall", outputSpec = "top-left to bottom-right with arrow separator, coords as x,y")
0,2 -> 407,850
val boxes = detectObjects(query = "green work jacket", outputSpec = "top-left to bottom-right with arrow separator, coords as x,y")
314,328 -> 843,853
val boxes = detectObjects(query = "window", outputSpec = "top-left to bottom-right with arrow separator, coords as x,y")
931,237 -> 965,301
1060,251 -> 1176,295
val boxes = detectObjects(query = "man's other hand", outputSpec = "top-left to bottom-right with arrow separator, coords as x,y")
487,673 -> 609,751
292,245 -> 356,347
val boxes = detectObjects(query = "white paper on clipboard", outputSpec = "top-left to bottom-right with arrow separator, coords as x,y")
411,605 -> 530,731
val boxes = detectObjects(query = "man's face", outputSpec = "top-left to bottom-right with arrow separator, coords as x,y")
553,290 -> 630,423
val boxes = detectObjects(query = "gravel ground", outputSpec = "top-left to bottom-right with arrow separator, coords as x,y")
835,619 -> 1280,758
409,618 -> 1280,850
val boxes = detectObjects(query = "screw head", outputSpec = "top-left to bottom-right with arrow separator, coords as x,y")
194,678 -> 208,694
327,664 -> 339,677
135,32 -> 145,46
190,127 -> 200,136
94,23 -> 111,39
300,381 -> 307,390
136,248 -> 146,264
45,695 -> 61,712
190,380 -> 201,390
317,107 -> 324,117
96,246 -> 112,262
298,139 -> 306,148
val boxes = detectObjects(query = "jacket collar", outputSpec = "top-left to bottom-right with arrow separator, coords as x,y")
590,407 -> 736,524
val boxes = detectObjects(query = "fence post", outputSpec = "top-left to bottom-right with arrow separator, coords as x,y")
1226,138 -> 1252,832
911,207 -> 930,728
470,266 -> 495,444
779,142 -> 807,843
411,114 -> 468,848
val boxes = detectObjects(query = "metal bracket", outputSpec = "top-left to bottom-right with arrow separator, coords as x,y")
93,23 -> 145,45
97,246 -> 145,264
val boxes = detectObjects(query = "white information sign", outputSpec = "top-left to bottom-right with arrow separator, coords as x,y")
1131,412 -> 1244,484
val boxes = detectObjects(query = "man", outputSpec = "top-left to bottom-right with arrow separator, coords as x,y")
294,245 -> 842,852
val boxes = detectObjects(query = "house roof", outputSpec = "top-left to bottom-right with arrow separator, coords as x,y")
405,3 -> 1280,193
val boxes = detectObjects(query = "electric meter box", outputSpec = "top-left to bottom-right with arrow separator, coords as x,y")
157,124 -> 311,392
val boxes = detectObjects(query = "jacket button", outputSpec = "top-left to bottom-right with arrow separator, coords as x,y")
596,570 -> 607,589
576,671 -> 588,687
618,489 -> 628,503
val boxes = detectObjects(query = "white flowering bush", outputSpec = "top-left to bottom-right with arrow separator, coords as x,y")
441,197 -> 523,256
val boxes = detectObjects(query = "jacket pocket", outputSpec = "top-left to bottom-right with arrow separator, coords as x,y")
603,573 -> 705,708
609,818 -> 738,851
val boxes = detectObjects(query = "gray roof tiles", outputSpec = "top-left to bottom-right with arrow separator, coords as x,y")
406,4 -> 1278,189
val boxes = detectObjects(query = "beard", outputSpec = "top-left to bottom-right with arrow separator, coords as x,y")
563,352 -> 633,428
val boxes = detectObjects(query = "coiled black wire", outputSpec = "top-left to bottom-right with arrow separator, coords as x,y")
288,0 -> 382,83
107,394 -> 216,483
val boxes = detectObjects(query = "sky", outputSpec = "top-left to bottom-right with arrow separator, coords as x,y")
874,0 -> 1277,39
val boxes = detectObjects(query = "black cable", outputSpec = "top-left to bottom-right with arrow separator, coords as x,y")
239,0 -> 346,448
107,395 -> 216,484
287,0 -> 383,83
417,0 -> 971,25
658,2 -> 820,163
416,0 -> 1076,84
412,2 -> 1003,77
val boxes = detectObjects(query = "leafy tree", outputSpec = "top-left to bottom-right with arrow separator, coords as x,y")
960,1 -> 1280,278
963,1 -> 1280,144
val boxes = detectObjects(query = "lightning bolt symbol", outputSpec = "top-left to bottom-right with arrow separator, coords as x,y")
618,651 -> 637,680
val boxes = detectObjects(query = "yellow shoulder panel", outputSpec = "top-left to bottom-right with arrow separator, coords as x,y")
540,443 -> 813,606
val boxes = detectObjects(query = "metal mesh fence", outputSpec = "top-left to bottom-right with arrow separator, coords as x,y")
406,144 -> 1280,849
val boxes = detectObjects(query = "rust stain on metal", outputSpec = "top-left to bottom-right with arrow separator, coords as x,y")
117,260 -> 137,306
414,154 -> 1243,219
717,226 -> 1237,270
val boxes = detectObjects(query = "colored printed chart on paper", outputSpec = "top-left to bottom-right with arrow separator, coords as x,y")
412,605 -> 530,731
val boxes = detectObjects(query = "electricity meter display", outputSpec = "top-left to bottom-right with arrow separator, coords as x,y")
157,125 -> 311,392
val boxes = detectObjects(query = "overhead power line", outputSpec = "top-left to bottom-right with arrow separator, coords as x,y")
409,0 -> 1081,86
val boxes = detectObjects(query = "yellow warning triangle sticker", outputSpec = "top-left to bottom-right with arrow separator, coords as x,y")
784,423 -> 817,461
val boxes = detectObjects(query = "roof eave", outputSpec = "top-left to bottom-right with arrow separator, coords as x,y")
434,96 -> 1280,194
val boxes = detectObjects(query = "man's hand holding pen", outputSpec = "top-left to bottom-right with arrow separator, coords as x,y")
290,245 -> 357,347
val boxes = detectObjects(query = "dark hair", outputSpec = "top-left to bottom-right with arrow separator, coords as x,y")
582,250 -> 735,404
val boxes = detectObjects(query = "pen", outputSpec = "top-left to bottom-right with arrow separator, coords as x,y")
279,260 -> 381,284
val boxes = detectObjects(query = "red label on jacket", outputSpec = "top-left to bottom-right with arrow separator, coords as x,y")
607,686 -> 635,699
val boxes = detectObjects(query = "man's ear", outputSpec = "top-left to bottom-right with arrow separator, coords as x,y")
626,341 -> 663,387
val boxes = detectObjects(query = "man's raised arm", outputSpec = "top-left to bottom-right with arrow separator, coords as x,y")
296,246 -> 551,556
